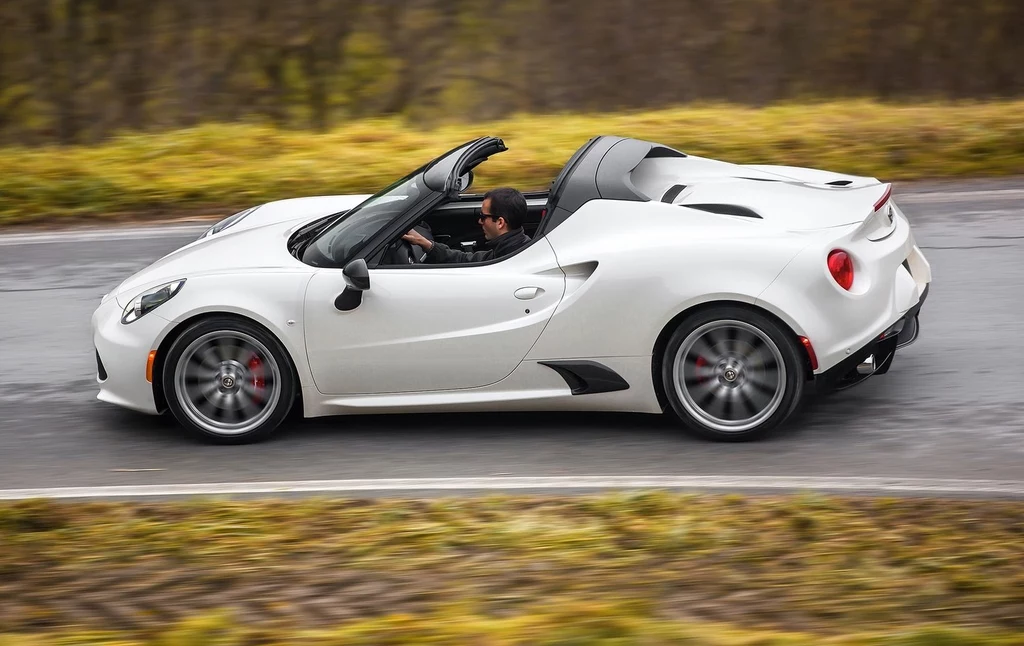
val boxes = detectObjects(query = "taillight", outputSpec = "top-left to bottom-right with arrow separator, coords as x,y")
827,249 -> 854,290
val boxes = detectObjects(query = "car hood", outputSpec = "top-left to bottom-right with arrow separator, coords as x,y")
110,194 -> 369,306
204,194 -> 372,236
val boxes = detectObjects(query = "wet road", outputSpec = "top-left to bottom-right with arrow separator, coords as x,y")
1,178 -> 1023,496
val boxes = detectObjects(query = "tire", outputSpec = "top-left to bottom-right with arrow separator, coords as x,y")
660,306 -> 805,442
162,316 -> 297,444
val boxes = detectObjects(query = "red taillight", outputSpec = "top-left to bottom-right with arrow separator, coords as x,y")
827,249 -> 854,290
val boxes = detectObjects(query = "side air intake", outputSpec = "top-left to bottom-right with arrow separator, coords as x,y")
683,203 -> 762,219
661,184 -> 686,203
539,360 -> 629,395
645,146 -> 687,158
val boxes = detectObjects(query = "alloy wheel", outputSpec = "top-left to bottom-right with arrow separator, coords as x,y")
671,319 -> 786,433
173,330 -> 283,436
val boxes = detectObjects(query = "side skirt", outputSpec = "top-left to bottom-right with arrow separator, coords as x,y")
300,357 -> 660,418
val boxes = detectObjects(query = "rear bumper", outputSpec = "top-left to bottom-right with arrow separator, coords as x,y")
816,283 -> 929,392
892,281 -> 928,349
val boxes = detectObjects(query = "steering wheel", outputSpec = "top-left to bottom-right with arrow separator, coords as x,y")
385,223 -> 433,265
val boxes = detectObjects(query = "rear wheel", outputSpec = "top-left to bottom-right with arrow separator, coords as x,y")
162,317 -> 297,444
661,306 -> 805,441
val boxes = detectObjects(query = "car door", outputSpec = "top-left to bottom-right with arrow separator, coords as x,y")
302,238 -> 566,395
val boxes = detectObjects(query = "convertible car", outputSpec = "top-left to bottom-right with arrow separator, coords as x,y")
91,135 -> 931,443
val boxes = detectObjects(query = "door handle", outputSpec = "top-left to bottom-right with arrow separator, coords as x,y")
514,286 -> 544,300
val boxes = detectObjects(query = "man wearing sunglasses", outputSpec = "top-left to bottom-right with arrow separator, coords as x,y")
402,187 -> 531,263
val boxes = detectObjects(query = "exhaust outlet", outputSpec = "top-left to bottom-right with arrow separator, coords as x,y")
856,355 -> 875,375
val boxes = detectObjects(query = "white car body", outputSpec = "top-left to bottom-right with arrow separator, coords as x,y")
92,136 -> 931,443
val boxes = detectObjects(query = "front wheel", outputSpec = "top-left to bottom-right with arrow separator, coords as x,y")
661,307 -> 805,442
162,317 -> 297,444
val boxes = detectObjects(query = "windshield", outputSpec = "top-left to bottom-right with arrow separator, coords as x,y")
300,166 -> 432,267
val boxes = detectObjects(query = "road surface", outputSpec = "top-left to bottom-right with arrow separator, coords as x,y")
1,178 -> 1023,499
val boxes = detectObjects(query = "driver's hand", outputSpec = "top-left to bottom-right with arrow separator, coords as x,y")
402,230 -> 432,250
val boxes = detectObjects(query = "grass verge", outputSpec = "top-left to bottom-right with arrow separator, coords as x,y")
1,100 -> 1023,227
2,492 -> 1023,643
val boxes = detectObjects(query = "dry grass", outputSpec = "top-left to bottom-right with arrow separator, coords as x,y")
1,100 -> 1023,226
2,491 -> 1023,643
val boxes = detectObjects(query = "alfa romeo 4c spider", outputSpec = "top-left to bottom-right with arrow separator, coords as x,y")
92,136 -> 931,443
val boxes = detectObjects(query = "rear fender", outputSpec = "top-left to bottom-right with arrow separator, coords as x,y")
756,215 -> 924,374
534,200 -> 813,359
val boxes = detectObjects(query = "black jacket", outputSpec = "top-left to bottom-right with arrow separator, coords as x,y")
425,228 -> 530,264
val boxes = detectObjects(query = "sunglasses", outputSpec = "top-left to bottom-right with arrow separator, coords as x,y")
476,208 -> 502,221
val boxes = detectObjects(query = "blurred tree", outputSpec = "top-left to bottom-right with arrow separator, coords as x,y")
0,0 -> 1021,145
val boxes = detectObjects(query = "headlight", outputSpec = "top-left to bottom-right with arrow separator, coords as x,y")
199,207 -> 256,240
121,279 -> 186,324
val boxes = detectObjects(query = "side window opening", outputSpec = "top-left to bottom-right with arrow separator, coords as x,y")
373,194 -> 550,268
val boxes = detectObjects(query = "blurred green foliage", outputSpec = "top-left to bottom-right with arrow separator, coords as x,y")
1,100 -> 1023,225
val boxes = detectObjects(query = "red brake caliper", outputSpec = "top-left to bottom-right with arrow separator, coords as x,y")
249,354 -> 265,404
695,355 -> 709,383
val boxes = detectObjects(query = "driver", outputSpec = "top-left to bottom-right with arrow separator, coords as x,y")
402,187 -> 530,263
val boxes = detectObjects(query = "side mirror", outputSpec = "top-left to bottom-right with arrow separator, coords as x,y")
342,258 -> 370,291
336,258 -> 369,312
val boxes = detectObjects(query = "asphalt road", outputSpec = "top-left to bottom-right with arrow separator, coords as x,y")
1,178 -> 1023,497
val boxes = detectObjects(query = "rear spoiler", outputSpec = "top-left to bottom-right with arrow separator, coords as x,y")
872,183 -> 892,212
863,183 -> 896,240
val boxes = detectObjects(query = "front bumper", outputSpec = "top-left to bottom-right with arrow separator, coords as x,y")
91,295 -> 169,415
816,283 -> 929,392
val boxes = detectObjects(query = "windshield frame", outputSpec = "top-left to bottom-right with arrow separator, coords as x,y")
298,163 -> 434,268
296,136 -> 507,268
298,140 -> 487,268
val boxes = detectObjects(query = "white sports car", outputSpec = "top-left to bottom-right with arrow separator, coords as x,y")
92,136 -> 931,443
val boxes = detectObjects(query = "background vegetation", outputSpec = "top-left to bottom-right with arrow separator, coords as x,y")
2,100 -> 1023,226
2,0 -> 1023,226
2,0 -> 1023,146
2,492 -> 1023,643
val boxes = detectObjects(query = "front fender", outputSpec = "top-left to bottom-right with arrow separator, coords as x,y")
147,271 -> 316,385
